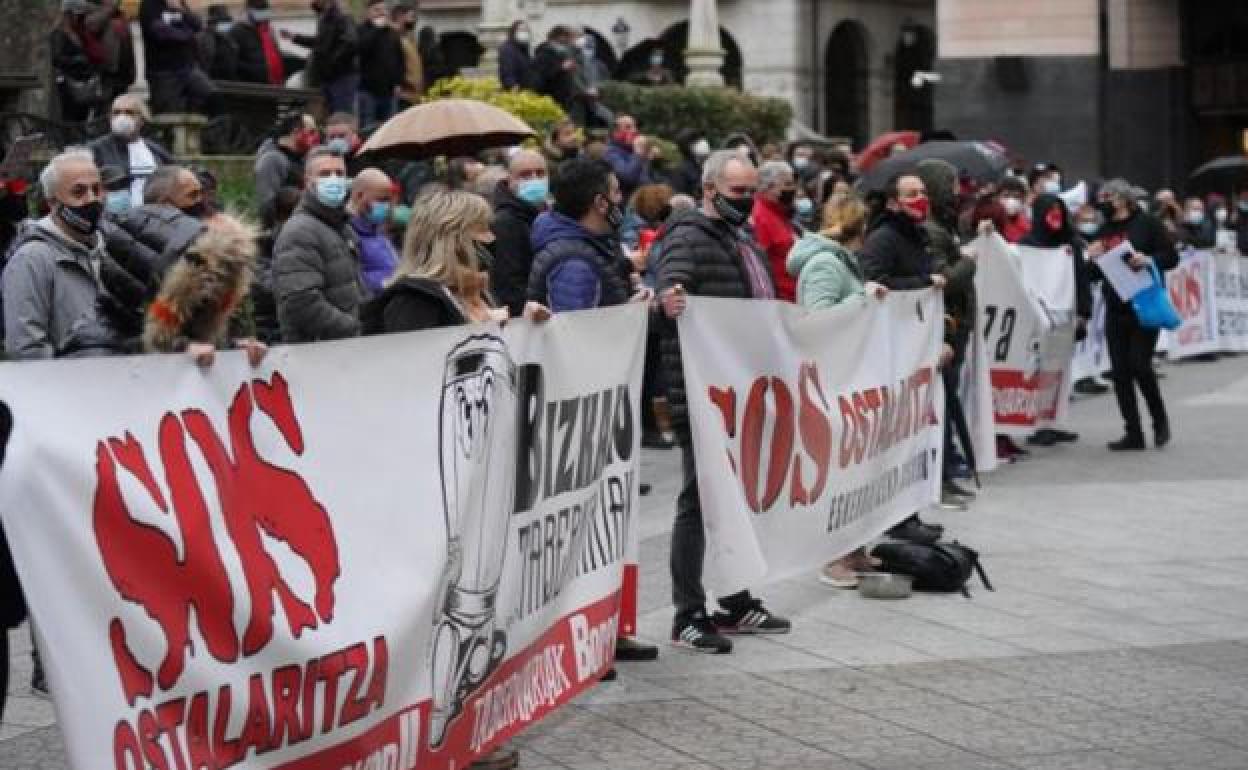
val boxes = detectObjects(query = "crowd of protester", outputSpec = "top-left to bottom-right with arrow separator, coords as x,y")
4,5 -> 1226,769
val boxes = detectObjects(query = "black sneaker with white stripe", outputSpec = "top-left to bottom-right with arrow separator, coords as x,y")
711,600 -> 791,635
671,613 -> 733,654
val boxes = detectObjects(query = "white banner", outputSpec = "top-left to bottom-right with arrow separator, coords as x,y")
1164,248 -> 1220,359
0,305 -> 647,770
959,317 -> 999,474
1214,251 -> 1248,352
1072,287 -> 1108,383
677,294 -> 945,595
972,236 -> 1076,436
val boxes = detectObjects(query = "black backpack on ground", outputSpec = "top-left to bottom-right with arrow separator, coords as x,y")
871,541 -> 994,597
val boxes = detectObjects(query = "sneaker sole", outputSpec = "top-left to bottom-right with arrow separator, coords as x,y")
670,638 -> 732,654
713,625 -> 792,635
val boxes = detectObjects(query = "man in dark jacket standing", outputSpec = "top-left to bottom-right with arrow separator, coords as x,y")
605,115 -> 651,198
357,0 -> 405,124
527,158 -> 634,312
88,94 -> 173,206
860,172 -> 949,544
489,149 -> 548,317
655,149 -> 790,655
1087,178 -> 1178,450
139,0 -> 215,114
534,26 -> 582,120
283,0 -> 359,115
229,0 -> 287,85
915,159 -> 979,507
274,147 -> 363,342
255,113 -> 314,230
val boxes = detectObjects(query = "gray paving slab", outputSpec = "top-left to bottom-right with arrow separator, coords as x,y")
5,355 -> 1248,768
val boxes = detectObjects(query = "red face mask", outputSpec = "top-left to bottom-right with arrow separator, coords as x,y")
295,129 -> 321,155
901,195 -> 930,222
614,129 -> 638,146
1044,206 -> 1064,232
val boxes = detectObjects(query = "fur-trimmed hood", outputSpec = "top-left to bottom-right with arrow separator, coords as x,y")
143,214 -> 258,353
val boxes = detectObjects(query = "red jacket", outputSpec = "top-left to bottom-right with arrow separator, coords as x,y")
751,195 -> 797,301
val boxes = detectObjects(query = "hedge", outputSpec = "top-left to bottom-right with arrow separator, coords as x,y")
425,76 -> 567,139
599,82 -> 792,146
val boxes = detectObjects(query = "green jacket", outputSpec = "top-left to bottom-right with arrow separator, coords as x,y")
786,232 -> 866,310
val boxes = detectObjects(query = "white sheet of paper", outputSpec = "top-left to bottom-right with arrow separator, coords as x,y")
1096,240 -> 1152,299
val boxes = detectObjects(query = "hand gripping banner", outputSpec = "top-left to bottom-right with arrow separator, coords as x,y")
677,293 -> 945,595
0,303 -> 646,770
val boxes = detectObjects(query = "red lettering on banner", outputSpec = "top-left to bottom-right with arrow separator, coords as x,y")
1169,262 -> 1203,321
92,373 -> 342,705
112,636 -> 389,770
708,362 -> 937,513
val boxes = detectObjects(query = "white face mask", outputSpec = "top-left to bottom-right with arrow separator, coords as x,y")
1042,179 -> 1061,195
111,114 -> 138,139
515,29 -> 530,44
1002,197 -> 1023,217
1215,208 -> 1229,224
691,139 -> 711,159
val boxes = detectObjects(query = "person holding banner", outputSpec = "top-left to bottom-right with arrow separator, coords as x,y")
1087,179 -> 1178,450
361,189 -> 549,770
1020,193 -> 1093,446
859,172 -> 948,544
657,149 -> 791,654
786,196 -> 889,587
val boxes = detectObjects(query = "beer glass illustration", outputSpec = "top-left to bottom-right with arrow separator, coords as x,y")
429,335 -> 518,748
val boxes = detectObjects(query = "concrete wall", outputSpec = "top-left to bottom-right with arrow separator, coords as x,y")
934,56 -> 1102,181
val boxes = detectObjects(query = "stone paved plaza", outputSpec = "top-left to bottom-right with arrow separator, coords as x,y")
5,355 -> 1248,769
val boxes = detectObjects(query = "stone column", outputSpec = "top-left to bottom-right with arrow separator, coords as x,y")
477,0 -> 518,78
685,0 -> 725,88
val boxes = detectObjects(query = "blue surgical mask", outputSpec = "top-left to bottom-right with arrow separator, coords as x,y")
1042,180 -> 1061,195
105,190 -> 132,216
1077,222 -> 1099,237
327,137 -> 351,156
367,200 -> 391,225
392,204 -> 412,227
796,197 -> 814,218
250,9 -> 272,22
516,178 -> 549,206
315,176 -> 349,208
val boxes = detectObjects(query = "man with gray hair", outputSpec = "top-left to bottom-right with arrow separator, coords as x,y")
490,148 -> 549,317
87,94 -> 173,206
752,159 -> 800,301
3,149 -> 121,358
653,149 -> 789,655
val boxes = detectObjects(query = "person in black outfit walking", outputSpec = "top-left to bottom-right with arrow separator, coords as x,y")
1086,179 -> 1178,450
356,0 -> 405,124
138,0 -> 215,114
282,0 -> 359,115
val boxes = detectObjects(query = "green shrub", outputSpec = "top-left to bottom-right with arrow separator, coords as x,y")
425,76 -> 567,139
599,82 -> 792,146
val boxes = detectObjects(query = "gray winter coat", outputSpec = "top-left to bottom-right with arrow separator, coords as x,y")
3,217 -> 118,359
273,192 -> 363,343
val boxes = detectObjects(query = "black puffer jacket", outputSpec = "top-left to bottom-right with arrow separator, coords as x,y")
489,181 -> 541,317
294,4 -> 358,85
860,209 -> 933,290
654,207 -> 768,437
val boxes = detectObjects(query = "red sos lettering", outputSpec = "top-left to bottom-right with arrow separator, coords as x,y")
92,373 -> 341,706
707,362 -> 833,514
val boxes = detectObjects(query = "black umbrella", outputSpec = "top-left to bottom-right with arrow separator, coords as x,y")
859,141 -> 1009,193
1186,155 -> 1248,196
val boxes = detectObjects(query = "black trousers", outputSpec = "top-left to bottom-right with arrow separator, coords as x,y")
641,324 -> 664,433
147,67 -> 215,114
670,441 -> 752,623
1105,310 -> 1168,437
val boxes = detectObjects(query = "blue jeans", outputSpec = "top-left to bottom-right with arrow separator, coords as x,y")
323,73 -> 360,116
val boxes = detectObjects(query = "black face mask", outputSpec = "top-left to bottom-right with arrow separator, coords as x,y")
58,200 -> 103,236
714,193 -> 753,227
605,199 -> 624,232
778,189 -> 797,209
1096,201 -> 1117,219
182,202 -> 208,219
